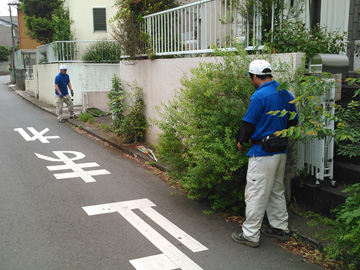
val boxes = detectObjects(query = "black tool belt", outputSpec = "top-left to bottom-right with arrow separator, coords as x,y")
252,134 -> 288,153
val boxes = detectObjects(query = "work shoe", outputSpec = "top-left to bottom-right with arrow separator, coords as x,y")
231,231 -> 259,248
69,114 -> 77,119
261,226 -> 290,241
58,117 -> 66,123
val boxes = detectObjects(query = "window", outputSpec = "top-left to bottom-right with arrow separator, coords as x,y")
93,7 -> 107,32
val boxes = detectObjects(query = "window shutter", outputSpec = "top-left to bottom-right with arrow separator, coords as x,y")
93,8 -> 107,31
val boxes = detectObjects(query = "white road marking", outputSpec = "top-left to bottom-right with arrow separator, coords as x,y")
14,127 -> 60,143
35,151 -> 110,182
83,198 -> 208,270
130,254 -> 178,270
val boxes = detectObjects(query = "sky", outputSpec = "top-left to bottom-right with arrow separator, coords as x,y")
0,0 -> 18,17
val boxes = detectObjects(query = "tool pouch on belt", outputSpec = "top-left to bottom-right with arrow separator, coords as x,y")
260,134 -> 288,153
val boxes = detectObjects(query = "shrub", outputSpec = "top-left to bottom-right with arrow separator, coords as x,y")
154,48 -> 260,212
0,46 -> 10,62
265,21 -> 347,64
83,41 -> 122,63
108,75 -> 127,130
121,85 -> 147,143
272,74 -> 360,158
108,75 -> 147,143
320,184 -> 360,269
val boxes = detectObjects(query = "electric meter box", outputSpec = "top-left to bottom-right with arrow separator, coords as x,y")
309,54 -> 349,76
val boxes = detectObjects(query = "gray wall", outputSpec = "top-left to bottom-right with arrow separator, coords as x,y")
347,0 -> 360,71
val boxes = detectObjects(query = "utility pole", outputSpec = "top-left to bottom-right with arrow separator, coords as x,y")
8,3 -> 17,83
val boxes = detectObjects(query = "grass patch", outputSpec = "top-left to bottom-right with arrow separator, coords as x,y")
79,112 -> 96,124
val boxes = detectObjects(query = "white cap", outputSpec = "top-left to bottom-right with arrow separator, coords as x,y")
248,60 -> 272,75
60,64 -> 67,70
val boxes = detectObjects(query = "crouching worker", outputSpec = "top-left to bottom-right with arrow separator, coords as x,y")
55,65 -> 76,123
231,60 -> 298,248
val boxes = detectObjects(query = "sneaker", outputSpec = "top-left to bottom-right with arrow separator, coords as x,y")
261,226 -> 290,241
58,117 -> 66,123
69,114 -> 77,119
231,231 -> 259,248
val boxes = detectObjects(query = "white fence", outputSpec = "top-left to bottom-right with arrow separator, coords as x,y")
141,0 -> 261,56
36,40 -> 121,63
297,79 -> 336,186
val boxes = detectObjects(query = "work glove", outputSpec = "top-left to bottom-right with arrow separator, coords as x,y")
71,90 -> 74,97
59,94 -> 64,98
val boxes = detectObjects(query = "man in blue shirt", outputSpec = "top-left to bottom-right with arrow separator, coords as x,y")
55,65 -> 76,123
231,60 -> 298,248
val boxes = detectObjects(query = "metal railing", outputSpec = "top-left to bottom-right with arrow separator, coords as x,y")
141,0 -> 266,56
297,79 -> 336,186
36,40 -> 122,63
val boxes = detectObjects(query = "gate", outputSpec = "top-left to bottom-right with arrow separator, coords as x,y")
297,79 -> 336,186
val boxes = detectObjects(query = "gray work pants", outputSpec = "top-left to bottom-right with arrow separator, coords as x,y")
55,94 -> 74,119
242,154 -> 288,242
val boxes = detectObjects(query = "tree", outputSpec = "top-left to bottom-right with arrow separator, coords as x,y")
111,0 -> 178,58
20,0 -> 71,44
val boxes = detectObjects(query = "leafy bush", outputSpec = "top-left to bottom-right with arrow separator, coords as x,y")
154,48 -> 260,212
321,184 -> 360,269
271,74 -> 360,158
108,75 -> 147,143
108,75 -> 127,129
121,85 -> 147,143
0,46 -> 9,62
265,21 -> 347,64
83,41 -> 122,63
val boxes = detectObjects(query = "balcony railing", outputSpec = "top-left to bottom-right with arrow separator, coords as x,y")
141,0 -> 266,56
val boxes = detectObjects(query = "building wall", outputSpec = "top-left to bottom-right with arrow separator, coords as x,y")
66,0 -> 117,41
17,9 -> 42,50
348,0 -> 360,71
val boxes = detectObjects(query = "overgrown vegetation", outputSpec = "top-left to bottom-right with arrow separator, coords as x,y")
271,74 -> 360,158
78,112 -> 96,124
121,85 -> 147,143
0,46 -> 9,62
324,184 -> 360,269
269,73 -> 360,268
108,75 -> 147,143
265,21 -> 347,65
111,0 -> 178,58
153,48 -> 261,212
20,0 -> 72,44
108,75 -> 127,129
237,0 -> 347,64
83,41 -> 122,63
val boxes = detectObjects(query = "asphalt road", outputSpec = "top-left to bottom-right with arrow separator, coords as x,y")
0,75 -> 321,270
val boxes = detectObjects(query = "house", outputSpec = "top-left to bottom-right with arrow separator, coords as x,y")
64,0 -> 117,41
0,16 -> 18,75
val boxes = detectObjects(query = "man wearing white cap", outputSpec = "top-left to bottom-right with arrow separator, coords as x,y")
231,60 -> 298,247
55,64 -> 76,123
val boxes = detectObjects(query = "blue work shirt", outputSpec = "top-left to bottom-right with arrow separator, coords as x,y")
55,72 -> 70,96
243,80 -> 298,157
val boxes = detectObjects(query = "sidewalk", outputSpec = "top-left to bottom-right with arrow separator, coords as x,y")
6,83 -> 331,252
